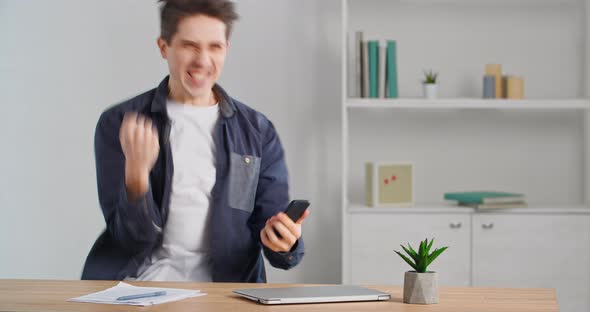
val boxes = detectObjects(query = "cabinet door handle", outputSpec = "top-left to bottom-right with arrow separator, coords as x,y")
449,222 -> 462,229
482,223 -> 494,229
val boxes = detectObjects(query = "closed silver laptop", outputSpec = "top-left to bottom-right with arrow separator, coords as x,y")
233,285 -> 391,305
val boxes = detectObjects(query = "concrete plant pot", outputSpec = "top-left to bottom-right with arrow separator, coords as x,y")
423,83 -> 438,99
403,271 -> 439,304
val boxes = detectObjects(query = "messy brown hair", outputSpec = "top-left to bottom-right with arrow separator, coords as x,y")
159,0 -> 239,43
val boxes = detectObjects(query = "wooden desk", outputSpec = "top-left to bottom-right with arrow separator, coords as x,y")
0,279 -> 559,312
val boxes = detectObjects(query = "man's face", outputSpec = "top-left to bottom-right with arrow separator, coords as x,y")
158,15 -> 228,101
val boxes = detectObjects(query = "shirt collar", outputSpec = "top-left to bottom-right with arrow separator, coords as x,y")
150,76 -> 236,119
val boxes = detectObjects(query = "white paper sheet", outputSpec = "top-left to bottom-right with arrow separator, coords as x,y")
67,282 -> 206,306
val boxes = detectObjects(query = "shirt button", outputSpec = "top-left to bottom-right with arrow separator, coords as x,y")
244,157 -> 251,164
288,256 -> 294,261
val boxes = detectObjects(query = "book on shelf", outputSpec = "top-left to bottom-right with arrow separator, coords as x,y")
356,31 -> 363,98
346,31 -> 355,98
444,191 -> 525,204
348,31 -> 399,99
368,40 -> 379,98
362,40 -> 369,98
347,31 -> 364,98
386,40 -> 398,98
458,201 -> 528,209
378,42 -> 386,98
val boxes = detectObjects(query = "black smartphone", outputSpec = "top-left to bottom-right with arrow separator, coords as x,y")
284,199 -> 310,222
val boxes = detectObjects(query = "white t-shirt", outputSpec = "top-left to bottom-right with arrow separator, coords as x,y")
135,100 -> 219,281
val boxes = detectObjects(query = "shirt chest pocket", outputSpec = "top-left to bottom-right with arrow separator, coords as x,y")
228,152 -> 261,213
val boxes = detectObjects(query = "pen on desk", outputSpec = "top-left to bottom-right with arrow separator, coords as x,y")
116,291 -> 167,301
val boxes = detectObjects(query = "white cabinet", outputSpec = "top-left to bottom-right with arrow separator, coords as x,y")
349,212 -> 471,287
472,213 -> 590,312
347,210 -> 590,312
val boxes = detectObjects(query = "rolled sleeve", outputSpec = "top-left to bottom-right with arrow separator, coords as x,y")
263,237 -> 305,269
95,111 -> 163,256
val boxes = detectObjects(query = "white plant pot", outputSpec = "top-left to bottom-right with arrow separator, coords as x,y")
423,83 -> 438,99
403,271 -> 439,304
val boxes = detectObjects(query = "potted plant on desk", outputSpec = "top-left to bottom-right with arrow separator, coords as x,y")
394,238 -> 448,304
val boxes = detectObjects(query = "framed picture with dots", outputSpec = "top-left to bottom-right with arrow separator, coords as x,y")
365,162 -> 414,207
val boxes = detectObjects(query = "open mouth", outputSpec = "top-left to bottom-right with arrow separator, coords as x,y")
187,71 -> 207,81
186,71 -> 209,88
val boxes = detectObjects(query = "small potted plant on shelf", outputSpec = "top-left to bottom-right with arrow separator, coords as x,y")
422,70 -> 439,99
394,238 -> 448,304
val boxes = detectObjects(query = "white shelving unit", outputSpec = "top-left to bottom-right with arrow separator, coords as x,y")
346,98 -> 590,110
348,203 -> 590,214
340,1 -> 590,311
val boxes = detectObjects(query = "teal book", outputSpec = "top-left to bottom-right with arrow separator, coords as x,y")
368,40 -> 379,98
444,191 -> 524,204
386,40 -> 398,98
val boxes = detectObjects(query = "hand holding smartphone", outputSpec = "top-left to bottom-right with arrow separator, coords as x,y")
263,200 -> 310,250
284,199 -> 310,222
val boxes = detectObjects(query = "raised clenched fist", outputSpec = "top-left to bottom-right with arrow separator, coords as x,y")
119,112 -> 159,201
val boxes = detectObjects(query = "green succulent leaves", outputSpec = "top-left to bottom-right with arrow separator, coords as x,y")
423,70 -> 438,84
394,238 -> 448,273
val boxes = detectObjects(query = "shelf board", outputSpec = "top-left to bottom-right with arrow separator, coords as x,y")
348,203 -> 590,214
346,98 -> 590,110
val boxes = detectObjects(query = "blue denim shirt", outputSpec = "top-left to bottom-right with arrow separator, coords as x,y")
81,77 -> 304,282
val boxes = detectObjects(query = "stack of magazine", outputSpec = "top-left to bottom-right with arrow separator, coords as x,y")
444,191 -> 527,209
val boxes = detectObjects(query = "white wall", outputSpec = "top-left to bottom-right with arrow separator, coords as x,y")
222,0 -> 342,283
0,0 -> 342,283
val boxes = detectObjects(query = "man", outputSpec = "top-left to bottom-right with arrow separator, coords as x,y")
82,0 -> 309,282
